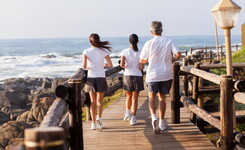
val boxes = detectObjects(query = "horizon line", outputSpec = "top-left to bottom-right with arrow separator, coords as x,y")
0,34 -> 241,40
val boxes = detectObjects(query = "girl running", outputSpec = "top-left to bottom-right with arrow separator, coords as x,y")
120,34 -> 144,125
82,33 -> 113,130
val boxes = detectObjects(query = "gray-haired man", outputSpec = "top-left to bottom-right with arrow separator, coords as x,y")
139,21 -> 181,133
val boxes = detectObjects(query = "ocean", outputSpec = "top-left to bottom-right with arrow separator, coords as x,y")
0,35 -> 241,81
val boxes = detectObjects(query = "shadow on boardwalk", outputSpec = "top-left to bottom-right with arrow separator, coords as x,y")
82,89 -> 216,150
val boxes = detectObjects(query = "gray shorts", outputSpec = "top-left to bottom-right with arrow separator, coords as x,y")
86,78 -> 108,92
123,75 -> 144,92
146,79 -> 172,94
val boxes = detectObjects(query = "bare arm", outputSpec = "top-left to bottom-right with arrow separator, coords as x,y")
139,63 -> 144,70
120,56 -> 126,68
82,55 -> 87,70
172,52 -> 181,62
104,55 -> 113,68
139,59 -> 148,64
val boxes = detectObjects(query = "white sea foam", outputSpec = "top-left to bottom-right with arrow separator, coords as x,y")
0,53 -> 120,81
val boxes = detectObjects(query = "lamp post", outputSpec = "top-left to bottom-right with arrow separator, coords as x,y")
212,0 -> 241,76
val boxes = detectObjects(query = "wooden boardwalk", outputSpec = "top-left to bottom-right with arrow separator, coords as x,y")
82,88 -> 217,150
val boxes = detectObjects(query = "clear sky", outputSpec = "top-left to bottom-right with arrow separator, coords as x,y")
0,0 -> 244,39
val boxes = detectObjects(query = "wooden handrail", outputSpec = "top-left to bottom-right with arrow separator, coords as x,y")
234,92 -> 245,105
180,95 -> 220,130
180,66 -> 221,85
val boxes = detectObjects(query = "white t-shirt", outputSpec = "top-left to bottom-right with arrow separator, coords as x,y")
140,36 -> 180,82
83,47 -> 111,78
120,48 -> 142,76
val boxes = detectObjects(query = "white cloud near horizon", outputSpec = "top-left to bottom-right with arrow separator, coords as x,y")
0,0 -> 244,39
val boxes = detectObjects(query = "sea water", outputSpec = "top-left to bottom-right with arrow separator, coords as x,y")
0,35 -> 241,81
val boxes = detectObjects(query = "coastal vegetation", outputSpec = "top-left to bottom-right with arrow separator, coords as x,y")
206,47 -> 245,145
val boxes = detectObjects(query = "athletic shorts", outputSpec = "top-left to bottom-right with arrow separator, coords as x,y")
146,79 -> 172,94
123,75 -> 144,92
86,78 -> 108,92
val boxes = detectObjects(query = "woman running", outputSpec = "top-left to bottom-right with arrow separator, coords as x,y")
120,34 -> 144,125
82,33 -> 113,130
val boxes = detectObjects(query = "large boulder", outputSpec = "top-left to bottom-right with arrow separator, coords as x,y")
16,111 -> 29,122
0,90 -> 29,110
26,97 -> 56,126
0,111 -> 10,125
0,121 -> 33,149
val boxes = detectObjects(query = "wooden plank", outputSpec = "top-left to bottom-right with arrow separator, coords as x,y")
82,87 -> 216,150
180,66 -> 220,85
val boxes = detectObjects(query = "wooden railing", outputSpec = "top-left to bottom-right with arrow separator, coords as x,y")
24,66 -> 123,150
171,61 -> 245,150
180,44 -> 242,63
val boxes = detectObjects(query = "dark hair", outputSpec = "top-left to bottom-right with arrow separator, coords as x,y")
129,34 -> 138,52
89,33 -> 112,51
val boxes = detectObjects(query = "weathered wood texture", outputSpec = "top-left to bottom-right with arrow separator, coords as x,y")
55,68 -> 85,98
171,62 -> 180,123
67,79 -> 84,150
180,95 -> 220,130
105,65 -> 123,77
82,87 -> 216,150
40,98 -> 68,127
25,127 -> 65,150
220,75 -> 233,150
234,92 -> 245,105
180,66 -> 220,85
199,63 -> 245,70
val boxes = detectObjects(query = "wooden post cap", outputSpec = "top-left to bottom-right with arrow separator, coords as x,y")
68,78 -> 82,84
55,85 -> 68,98
220,75 -> 233,79
25,127 -> 65,149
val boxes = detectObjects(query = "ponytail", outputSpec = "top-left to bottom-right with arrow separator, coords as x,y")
129,34 -> 139,52
89,33 -> 112,52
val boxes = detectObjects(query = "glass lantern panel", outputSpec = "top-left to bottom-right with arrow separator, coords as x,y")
212,9 -> 240,28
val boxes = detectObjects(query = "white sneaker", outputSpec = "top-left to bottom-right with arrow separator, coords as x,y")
159,119 -> 167,131
91,123 -> 97,130
130,116 -> 138,125
96,117 -> 103,132
152,119 -> 160,134
123,112 -> 131,121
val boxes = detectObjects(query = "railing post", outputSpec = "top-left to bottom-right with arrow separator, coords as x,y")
182,58 -> 188,96
171,62 -> 180,124
220,75 -> 233,150
242,23 -> 245,48
190,62 -> 200,123
220,45 -> 223,60
25,127 -> 65,150
209,50 -> 213,64
68,79 -> 84,150
205,46 -> 208,62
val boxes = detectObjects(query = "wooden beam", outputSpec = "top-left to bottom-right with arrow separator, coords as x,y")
180,66 -> 220,85
234,92 -> 245,105
40,98 -> 68,127
199,63 -> 245,70
180,95 -> 221,130
105,65 -> 123,77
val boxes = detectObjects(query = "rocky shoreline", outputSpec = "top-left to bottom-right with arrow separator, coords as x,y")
0,75 -> 122,149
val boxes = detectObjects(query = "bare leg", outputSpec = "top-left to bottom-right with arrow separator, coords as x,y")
131,91 -> 139,116
89,91 -> 97,123
96,92 -> 104,118
125,91 -> 133,110
148,92 -> 157,115
158,93 -> 166,119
